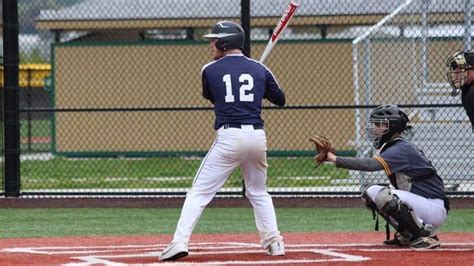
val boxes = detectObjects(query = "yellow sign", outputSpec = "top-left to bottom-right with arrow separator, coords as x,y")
0,63 -> 52,88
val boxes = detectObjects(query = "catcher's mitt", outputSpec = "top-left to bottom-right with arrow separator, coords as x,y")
309,134 -> 335,166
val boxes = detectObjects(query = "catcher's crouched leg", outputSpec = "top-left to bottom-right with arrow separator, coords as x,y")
374,187 -> 436,243
361,185 -> 384,210
361,185 -> 403,244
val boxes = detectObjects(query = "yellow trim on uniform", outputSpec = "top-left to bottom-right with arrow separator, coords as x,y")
374,155 -> 392,176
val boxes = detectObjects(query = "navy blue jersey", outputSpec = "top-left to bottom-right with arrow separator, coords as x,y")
375,138 -> 446,200
201,54 -> 285,129
462,84 -> 474,131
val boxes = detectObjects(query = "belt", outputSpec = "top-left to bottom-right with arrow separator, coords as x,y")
223,123 -> 263,130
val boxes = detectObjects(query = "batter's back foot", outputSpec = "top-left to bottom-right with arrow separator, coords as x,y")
266,240 -> 285,256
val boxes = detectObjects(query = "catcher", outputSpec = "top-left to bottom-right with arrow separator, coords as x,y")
310,104 -> 449,249
446,51 -> 474,133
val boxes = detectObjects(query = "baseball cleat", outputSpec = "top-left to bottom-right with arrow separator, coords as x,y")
266,240 -> 285,256
159,242 -> 189,261
383,232 -> 411,247
410,236 -> 440,249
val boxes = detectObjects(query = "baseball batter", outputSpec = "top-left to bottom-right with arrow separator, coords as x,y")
323,105 -> 449,249
159,21 -> 286,261
446,51 -> 474,133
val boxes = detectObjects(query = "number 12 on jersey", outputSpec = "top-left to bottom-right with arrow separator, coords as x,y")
223,74 -> 254,103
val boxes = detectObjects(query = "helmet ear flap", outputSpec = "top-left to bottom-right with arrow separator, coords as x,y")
215,39 -> 225,51
399,110 -> 409,131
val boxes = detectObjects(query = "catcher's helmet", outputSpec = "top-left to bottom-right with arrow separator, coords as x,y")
446,51 -> 474,96
203,21 -> 245,51
366,104 -> 409,149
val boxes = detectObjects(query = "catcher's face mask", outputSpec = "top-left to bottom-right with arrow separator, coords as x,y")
446,51 -> 473,96
366,119 -> 390,149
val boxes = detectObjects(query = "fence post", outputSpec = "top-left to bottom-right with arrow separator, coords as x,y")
2,0 -> 21,197
241,0 -> 251,57
240,0 -> 251,197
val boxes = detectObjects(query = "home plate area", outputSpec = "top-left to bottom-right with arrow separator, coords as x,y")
1,233 -> 474,265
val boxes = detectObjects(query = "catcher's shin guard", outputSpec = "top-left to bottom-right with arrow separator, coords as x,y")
362,185 -> 391,239
375,188 -> 434,239
361,186 -> 378,211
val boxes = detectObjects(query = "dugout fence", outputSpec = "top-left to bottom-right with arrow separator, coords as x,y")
1,0 -> 473,198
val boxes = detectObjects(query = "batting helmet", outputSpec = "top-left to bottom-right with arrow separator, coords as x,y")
203,21 -> 245,51
446,51 -> 474,96
367,104 -> 410,149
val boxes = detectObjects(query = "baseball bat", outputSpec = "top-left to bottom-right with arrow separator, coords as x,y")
259,1 -> 300,63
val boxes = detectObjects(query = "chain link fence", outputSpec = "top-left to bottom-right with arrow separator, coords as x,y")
1,0 -> 472,197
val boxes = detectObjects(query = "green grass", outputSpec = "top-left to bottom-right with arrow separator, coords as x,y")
20,119 -> 52,152
17,119 -> 351,189
21,157 -> 349,189
0,208 -> 472,238
20,119 -> 52,137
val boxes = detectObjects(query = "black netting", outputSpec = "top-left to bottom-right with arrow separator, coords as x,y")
1,0 -> 472,197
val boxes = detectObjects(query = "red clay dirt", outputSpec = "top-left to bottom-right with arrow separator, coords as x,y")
1,232 -> 473,265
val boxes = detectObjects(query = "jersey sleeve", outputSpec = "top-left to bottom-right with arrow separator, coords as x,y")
201,69 -> 214,104
374,142 -> 410,176
263,68 -> 285,106
335,157 -> 384,171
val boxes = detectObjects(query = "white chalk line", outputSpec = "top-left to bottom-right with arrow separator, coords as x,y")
4,242 -> 473,254
2,242 -> 474,265
65,248 -> 370,266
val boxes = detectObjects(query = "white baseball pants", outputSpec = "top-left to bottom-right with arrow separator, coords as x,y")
172,125 -> 282,247
365,185 -> 447,228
